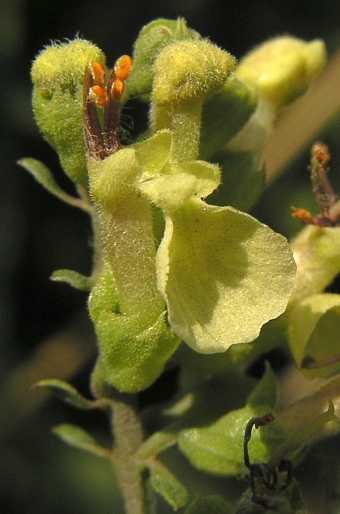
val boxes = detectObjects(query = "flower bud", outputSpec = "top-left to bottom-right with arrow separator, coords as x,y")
150,39 -> 236,161
31,39 -> 105,186
126,18 -> 200,100
152,40 -> 236,106
236,36 -> 326,111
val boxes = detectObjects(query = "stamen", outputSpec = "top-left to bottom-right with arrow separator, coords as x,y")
84,55 -> 133,159
291,142 -> 340,227
83,64 -> 106,160
310,141 -> 335,217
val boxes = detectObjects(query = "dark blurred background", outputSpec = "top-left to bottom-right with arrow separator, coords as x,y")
1,0 -> 340,512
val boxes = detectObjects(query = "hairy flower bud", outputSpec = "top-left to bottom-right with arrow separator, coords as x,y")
236,36 -> 326,110
126,18 -> 200,100
32,39 -> 105,186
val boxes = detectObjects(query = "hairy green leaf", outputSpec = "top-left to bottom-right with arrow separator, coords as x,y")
136,432 -> 177,461
18,158 -> 79,204
149,461 -> 189,509
53,424 -> 111,458
34,379 -> 104,410
51,269 -> 93,291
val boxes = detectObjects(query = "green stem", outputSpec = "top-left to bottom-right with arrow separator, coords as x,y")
91,376 -> 157,514
111,396 -> 145,514
92,379 -> 156,514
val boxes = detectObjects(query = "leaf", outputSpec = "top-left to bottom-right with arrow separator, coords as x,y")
247,362 -> 279,409
149,461 -> 189,509
178,403 -> 288,476
288,293 -> 340,378
34,379 -> 105,410
185,495 -> 233,514
136,432 -> 178,461
53,424 -> 111,458
156,200 -> 296,353
51,269 -> 93,291
17,158 -> 82,206
177,369 -> 287,476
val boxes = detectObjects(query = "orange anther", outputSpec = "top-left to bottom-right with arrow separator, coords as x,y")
111,79 -> 125,102
114,55 -> 133,82
89,85 -> 109,106
91,61 -> 106,86
291,207 -> 313,223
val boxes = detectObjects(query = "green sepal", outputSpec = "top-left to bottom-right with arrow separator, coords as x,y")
185,495 -> 233,514
200,76 -> 258,161
34,379 -> 105,410
208,150 -> 265,212
31,39 -> 105,186
178,367 -> 287,476
90,311 -> 180,393
149,460 -> 189,509
288,293 -> 340,378
17,158 -> 85,207
87,261 -> 119,317
52,423 -> 111,458
89,254 -> 180,393
51,269 -> 93,291
126,18 -> 200,101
